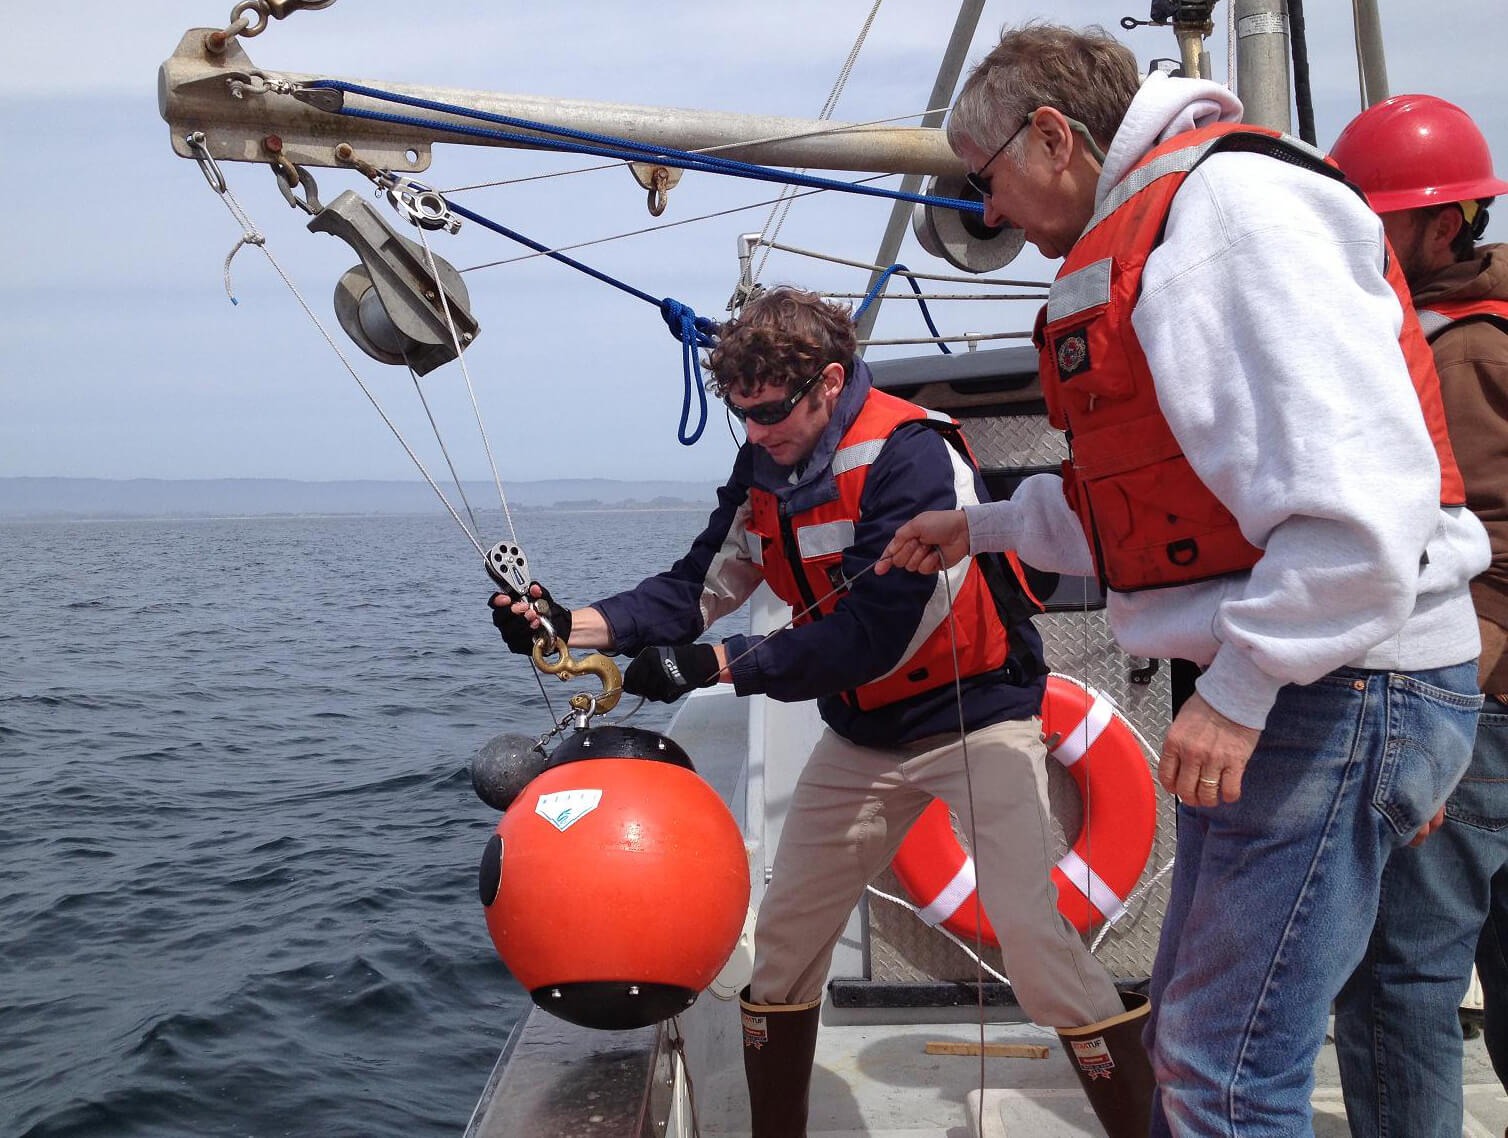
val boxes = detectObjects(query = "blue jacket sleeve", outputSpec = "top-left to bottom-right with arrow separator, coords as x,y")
591,447 -> 763,656
722,424 -> 970,701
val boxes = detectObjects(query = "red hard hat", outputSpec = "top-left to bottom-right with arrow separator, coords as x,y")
1329,94 -> 1508,214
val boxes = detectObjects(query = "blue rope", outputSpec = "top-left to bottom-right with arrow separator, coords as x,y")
445,200 -> 713,445
449,201 -> 657,305
854,264 -> 951,355
307,80 -> 985,216
660,300 -> 716,446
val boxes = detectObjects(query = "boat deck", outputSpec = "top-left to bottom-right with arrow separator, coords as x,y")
694,1012 -> 1508,1135
671,687 -> 1508,1137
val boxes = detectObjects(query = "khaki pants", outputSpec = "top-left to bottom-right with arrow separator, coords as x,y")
749,718 -> 1124,1028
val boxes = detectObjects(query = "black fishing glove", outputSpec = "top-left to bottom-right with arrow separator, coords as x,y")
623,643 -> 720,704
489,584 -> 572,656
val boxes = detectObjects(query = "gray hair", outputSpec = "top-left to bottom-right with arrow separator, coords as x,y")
947,22 -> 1139,164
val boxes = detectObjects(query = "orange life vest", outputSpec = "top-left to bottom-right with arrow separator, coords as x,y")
1417,297 -> 1508,341
745,388 -> 1031,711
1035,122 -> 1467,592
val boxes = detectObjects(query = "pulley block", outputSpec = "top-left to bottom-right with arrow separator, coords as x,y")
911,173 -> 1025,273
308,190 -> 480,375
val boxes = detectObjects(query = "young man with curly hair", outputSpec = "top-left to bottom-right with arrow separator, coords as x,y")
490,286 -> 1150,1137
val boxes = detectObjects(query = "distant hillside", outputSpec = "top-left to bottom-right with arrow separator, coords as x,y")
0,478 -> 723,520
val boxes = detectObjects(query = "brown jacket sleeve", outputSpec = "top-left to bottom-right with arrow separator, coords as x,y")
1434,318 -> 1508,685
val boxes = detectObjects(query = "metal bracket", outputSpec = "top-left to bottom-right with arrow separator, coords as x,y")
307,190 -> 479,374
161,33 -> 432,174
385,178 -> 462,234
726,232 -> 764,313
629,162 -> 682,217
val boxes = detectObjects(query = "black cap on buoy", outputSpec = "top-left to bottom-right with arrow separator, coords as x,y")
547,725 -> 695,771
471,732 -> 550,811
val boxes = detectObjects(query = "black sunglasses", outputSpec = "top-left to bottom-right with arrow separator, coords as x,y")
726,367 -> 828,426
964,116 -> 1032,199
965,114 -> 1108,199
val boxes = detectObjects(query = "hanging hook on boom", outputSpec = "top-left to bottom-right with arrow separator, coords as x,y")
271,154 -> 324,214
629,163 -> 682,218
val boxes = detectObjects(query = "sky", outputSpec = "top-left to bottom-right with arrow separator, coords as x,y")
2,1 -> 1505,485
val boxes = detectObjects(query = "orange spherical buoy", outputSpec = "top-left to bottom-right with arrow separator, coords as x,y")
478,726 -> 750,1030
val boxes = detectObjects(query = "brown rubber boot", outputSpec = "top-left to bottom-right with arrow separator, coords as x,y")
1056,992 -> 1156,1138
740,986 -> 822,1138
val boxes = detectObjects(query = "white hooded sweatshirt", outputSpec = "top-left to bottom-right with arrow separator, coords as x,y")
964,73 -> 1489,729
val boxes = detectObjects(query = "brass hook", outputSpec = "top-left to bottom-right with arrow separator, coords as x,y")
531,638 -> 623,716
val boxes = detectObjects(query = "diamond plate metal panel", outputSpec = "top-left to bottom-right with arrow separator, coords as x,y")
954,412 -> 1068,469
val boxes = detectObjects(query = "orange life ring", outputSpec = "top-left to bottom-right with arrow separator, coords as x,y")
889,674 -> 1158,942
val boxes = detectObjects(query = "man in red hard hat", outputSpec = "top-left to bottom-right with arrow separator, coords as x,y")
1330,93 -> 1508,1138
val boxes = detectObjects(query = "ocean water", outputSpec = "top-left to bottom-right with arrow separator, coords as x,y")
0,509 -> 711,1138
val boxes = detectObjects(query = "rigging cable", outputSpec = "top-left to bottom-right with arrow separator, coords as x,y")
936,550 -> 989,1121
749,0 -> 885,291
443,197 -> 717,444
755,238 -> 1050,288
413,225 -> 518,542
456,175 -> 895,275
404,358 -> 485,541
190,141 -> 488,559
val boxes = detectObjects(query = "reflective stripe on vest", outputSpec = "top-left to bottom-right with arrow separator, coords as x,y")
795,519 -> 855,560
1418,298 -> 1508,341
1038,122 -> 1466,592
1084,130 -> 1331,238
1418,309 -> 1452,339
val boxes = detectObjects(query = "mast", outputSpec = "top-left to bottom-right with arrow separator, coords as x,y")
1233,0 -> 1293,132
1353,0 -> 1391,106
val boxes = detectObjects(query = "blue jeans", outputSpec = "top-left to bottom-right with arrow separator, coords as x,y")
1145,664 -> 1481,1138
1334,700 -> 1508,1137
1476,746 -> 1508,1091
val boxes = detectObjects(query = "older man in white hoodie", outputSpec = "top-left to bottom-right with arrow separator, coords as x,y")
880,22 -> 1489,1138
